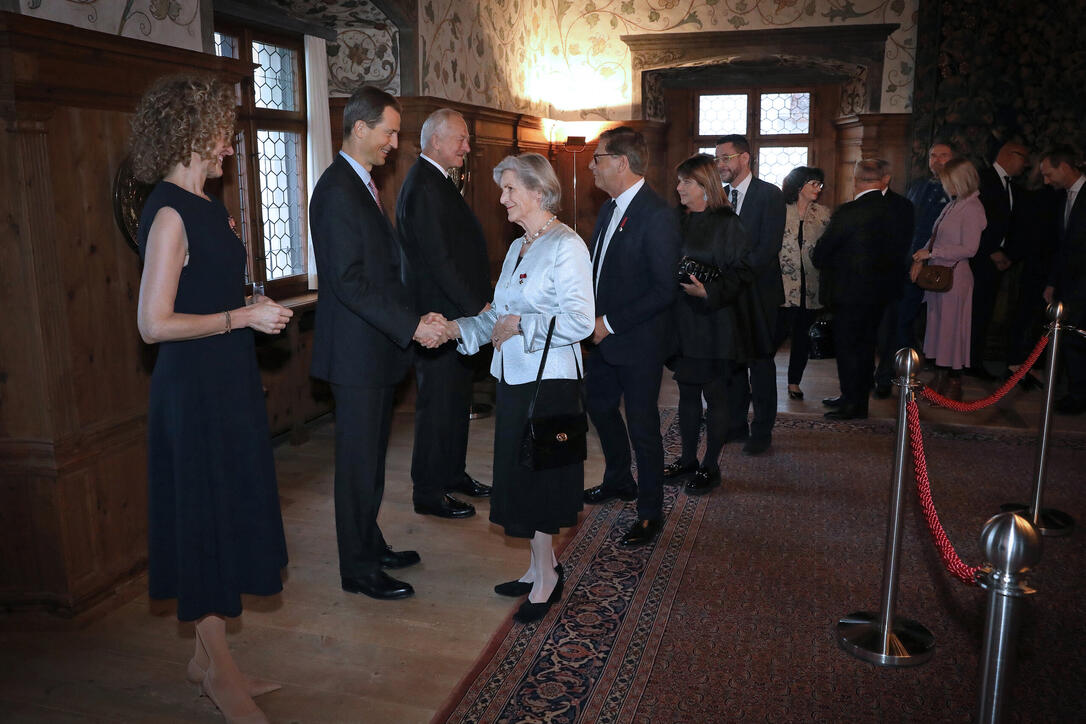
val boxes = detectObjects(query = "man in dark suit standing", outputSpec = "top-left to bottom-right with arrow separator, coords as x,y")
715,135 -> 786,455
874,159 -> 916,397
813,160 -> 906,420
397,108 -> 492,520
1039,146 -> 1086,414
582,126 -> 681,546
310,87 -> 448,600
969,142 -> 1030,378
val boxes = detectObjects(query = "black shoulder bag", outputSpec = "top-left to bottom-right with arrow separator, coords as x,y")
518,317 -> 589,470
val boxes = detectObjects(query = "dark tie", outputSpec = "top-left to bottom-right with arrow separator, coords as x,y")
1004,176 -> 1012,210
725,185 -> 738,209
592,200 -> 617,289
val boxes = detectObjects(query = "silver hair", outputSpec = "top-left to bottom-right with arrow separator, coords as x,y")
420,108 -> 465,150
492,153 -> 562,213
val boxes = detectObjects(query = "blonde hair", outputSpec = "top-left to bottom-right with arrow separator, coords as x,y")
129,75 -> 236,183
939,157 -> 980,198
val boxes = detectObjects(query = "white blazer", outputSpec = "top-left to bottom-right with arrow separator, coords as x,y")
457,222 -> 594,384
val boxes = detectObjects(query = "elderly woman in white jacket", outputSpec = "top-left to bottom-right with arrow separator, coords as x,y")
446,152 -> 594,624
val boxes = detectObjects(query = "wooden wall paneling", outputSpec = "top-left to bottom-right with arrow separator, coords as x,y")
833,113 -> 912,205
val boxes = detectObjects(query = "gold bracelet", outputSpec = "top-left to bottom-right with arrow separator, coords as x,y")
223,310 -> 231,334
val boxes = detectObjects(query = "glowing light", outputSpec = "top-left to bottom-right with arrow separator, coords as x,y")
524,55 -> 626,114
541,120 -> 611,144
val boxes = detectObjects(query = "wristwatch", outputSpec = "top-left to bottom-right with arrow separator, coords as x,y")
517,320 -> 523,335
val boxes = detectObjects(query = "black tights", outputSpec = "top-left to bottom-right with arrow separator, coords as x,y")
677,377 -> 728,473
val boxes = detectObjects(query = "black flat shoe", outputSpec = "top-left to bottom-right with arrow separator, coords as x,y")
685,467 -> 720,496
512,574 -> 564,623
620,518 -> 662,546
414,494 -> 476,519
663,460 -> 698,481
787,388 -> 804,400
342,571 -> 414,600
583,483 -> 637,504
446,474 -> 492,498
494,563 -> 564,597
379,546 -> 421,569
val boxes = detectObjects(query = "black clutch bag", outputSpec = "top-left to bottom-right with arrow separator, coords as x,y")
808,315 -> 835,359
519,318 -> 589,471
677,256 -> 722,285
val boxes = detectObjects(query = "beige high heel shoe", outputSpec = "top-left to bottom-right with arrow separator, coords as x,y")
201,667 -> 270,724
188,628 -> 281,698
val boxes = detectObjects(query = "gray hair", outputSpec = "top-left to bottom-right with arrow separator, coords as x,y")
492,153 -> 562,213
420,108 -> 464,150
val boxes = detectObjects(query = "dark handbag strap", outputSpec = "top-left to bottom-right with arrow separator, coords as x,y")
526,317 -> 583,419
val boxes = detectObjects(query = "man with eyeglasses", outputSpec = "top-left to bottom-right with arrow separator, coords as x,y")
581,126 -> 681,547
714,134 -> 786,456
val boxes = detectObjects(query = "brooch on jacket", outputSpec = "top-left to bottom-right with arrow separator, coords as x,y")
518,273 -> 527,285
618,216 -> 628,233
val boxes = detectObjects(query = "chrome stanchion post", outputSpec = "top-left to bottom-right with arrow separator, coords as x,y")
837,348 -> 935,666
1001,303 -> 1075,536
976,512 -> 1041,723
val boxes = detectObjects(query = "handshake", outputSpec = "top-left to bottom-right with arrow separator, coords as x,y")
413,312 -> 461,349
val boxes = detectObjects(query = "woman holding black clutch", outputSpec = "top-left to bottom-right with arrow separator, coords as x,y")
664,154 -> 756,495
446,153 -> 594,623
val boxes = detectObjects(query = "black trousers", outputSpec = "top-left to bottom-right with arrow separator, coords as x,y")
775,306 -> 818,385
331,383 -> 395,578
970,258 -> 1003,367
725,356 -> 778,441
677,376 -> 728,472
585,351 -> 665,521
411,343 -> 474,505
832,303 -> 886,411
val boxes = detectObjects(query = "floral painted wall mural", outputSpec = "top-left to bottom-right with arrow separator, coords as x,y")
20,0 -> 203,51
420,0 -> 917,120
270,0 -> 400,96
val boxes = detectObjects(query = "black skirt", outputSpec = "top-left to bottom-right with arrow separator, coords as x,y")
490,379 -> 584,538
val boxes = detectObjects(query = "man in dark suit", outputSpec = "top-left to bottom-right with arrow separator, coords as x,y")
874,159 -> 916,396
813,160 -> 907,419
969,142 -> 1030,378
310,87 -> 448,600
715,134 -> 786,455
1040,146 -> 1086,414
397,108 -> 492,519
582,126 -> 681,546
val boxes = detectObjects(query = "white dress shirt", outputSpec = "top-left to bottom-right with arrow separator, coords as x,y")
726,173 -> 753,214
338,150 -> 380,206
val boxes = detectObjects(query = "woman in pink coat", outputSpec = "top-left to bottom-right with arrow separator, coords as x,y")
912,158 -> 987,400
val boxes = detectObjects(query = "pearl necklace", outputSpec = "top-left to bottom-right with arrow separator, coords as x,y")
523,215 -> 557,246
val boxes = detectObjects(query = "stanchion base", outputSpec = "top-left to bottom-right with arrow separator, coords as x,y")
836,612 -> 934,667
999,503 -> 1074,537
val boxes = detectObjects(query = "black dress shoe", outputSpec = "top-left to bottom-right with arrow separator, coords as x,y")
446,473 -> 492,498
496,563 -> 564,597
742,436 -> 771,456
414,494 -> 476,519
342,571 -> 414,600
583,483 -> 637,504
380,546 -> 421,570
787,388 -> 804,400
685,467 -> 720,496
873,383 -> 893,399
722,427 -> 749,443
824,405 -> 868,420
620,518 -> 662,546
662,460 -> 698,481
822,395 -> 844,407
512,573 -> 564,623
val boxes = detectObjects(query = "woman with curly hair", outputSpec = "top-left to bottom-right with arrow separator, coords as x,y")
776,166 -> 831,400
132,74 -> 292,723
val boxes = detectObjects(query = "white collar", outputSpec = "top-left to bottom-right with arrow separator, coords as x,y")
1068,174 -> 1085,196
420,153 -> 449,178
611,177 -> 645,216
855,188 -> 881,200
993,161 -> 1011,184
729,173 -> 752,196
338,149 -> 373,186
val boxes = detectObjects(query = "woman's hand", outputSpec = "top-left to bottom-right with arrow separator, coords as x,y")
491,314 -> 521,351
247,298 -> 293,334
679,274 -> 708,298
912,248 -> 932,262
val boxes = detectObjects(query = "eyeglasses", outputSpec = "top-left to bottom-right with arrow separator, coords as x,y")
715,152 -> 743,162
806,180 -> 825,189
592,153 -> 619,163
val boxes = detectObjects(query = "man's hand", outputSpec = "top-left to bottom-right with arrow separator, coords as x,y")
592,316 -> 610,344
491,314 -> 520,351
414,313 -> 448,348
990,250 -> 1012,271
1043,285 -> 1055,305
679,274 -> 707,298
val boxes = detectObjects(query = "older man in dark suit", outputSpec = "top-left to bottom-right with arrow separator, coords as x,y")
813,160 -> 906,420
1040,146 -> 1086,414
582,126 -> 681,547
874,159 -> 916,397
715,134 -> 786,455
310,87 -> 447,600
397,108 -> 493,519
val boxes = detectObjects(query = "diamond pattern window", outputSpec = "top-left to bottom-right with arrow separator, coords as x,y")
698,94 -> 747,137
256,131 -> 304,280
214,32 -> 238,59
759,92 -> 810,135
758,147 -> 809,189
252,41 -> 297,112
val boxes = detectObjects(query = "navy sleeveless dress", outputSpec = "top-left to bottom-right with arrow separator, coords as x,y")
138,182 -> 287,622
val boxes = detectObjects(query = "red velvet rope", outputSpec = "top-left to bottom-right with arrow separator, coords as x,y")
906,398 -> 983,585
920,335 -> 1049,411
